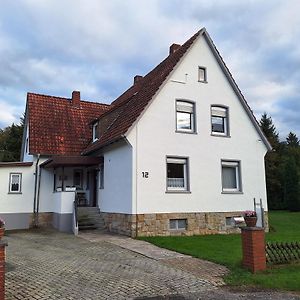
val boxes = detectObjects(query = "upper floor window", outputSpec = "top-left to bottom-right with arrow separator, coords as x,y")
166,157 -> 189,192
198,66 -> 207,82
221,160 -> 242,193
176,100 -> 195,133
9,173 -> 22,193
92,122 -> 99,142
211,106 -> 229,136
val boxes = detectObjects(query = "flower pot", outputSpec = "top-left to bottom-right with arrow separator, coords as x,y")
0,227 -> 4,239
244,216 -> 257,227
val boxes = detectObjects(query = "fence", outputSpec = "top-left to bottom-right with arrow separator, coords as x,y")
266,241 -> 300,264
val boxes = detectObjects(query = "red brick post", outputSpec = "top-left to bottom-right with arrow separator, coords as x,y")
0,242 -> 6,300
241,227 -> 266,273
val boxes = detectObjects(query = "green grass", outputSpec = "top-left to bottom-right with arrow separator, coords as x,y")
141,211 -> 300,291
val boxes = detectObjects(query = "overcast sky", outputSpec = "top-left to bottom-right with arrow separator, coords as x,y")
0,0 -> 299,139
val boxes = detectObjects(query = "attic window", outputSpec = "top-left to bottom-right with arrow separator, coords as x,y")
93,123 -> 99,142
198,67 -> 207,82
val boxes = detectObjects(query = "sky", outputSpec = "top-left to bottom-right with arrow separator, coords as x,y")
0,0 -> 299,139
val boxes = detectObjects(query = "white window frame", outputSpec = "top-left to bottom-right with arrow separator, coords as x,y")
221,160 -> 241,193
9,173 -> 22,193
169,219 -> 187,230
176,100 -> 196,133
211,106 -> 229,136
166,157 -> 189,192
198,66 -> 207,82
92,122 -> 99,142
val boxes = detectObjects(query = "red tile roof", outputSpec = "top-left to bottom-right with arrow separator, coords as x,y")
27,93 -> 110,156
82,29 -> 203,154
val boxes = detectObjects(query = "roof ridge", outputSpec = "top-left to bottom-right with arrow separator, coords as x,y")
27,92 -> 110,107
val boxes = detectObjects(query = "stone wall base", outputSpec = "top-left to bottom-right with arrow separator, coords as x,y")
29,212 -> 53,228
101,211 -> 269,237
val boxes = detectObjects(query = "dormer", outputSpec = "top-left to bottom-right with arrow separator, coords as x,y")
92,122 -> 99,142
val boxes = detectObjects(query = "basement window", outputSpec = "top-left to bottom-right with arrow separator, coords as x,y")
170,219 -> 187,230
9,173 -> 22,193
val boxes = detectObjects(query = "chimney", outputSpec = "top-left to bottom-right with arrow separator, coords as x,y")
169,43 -> 181,55
72,91 -> 80,107
134,75 -> 143,85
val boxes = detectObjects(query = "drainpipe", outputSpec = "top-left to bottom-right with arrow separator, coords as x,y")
36,164 -> 42,227
33,154 -> 40,227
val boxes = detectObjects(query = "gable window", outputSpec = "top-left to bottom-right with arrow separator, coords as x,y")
176,101 -> 195,133
198,66 -> 207,82
92,122 -> 99,142
221,160 -> 242,193
166,157 -> 189,191
211,106 -> 229,136
9,173 -> 22,193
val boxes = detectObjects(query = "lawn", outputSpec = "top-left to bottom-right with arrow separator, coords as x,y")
141,211 -> 300,291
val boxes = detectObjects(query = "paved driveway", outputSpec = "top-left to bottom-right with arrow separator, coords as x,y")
4,230 -> 300,300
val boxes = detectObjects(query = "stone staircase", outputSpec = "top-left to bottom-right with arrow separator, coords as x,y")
77,207 -> 106,231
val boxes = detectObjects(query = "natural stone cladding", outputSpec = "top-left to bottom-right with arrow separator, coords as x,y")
30,212 -> 53,228
101,212 -> 269,238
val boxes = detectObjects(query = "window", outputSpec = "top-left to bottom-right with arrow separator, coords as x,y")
99,164 -> 104,189
221,160 -> 241,193
170,219 -> 187,230
176,101 -> 195,133
211,106 -> 229,136
9,173 -> 22,193
73,169 -> 83,190
198,66 -> 207,82
166,157 -> 189,191
92,122 -> 99,142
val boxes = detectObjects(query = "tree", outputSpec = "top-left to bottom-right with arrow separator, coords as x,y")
286,132 -> 299,148
259,113 -> 284,209
283,157 -> 300,211
0,115 -> 24,162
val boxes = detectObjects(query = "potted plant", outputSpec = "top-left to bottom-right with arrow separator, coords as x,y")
0,218 -> 5,239
243,210 -> 257,227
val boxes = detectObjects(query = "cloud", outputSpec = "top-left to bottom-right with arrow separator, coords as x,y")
0,0 -> 299,139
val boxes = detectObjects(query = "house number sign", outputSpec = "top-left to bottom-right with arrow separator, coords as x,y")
142,172 -> 149,178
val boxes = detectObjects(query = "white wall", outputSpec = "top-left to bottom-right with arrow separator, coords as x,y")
22,124 -> 33,162
0,164 -> 35,213
127,34 -> 268,214
99,142 -> 133,214
53,192 -> 75,213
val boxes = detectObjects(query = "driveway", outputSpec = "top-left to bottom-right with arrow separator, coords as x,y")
4,229 -> 300,300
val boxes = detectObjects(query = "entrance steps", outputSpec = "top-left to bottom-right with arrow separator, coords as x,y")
77,207 -> 105,231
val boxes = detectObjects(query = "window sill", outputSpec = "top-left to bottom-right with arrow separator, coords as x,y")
166,190 -> 191,194
175,130 -> 197,135
221,191 -> 243,194
170,229 -> 187,232
211,133 -> 231,138
8,192 -> 22,194
198,80 -> 208,84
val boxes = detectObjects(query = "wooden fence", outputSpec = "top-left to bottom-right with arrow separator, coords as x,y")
266,242 -> 300,264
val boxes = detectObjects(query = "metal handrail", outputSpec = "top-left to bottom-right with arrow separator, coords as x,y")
73,194 -> 79,235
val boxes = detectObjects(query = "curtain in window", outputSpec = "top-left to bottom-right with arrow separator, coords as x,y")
11,175 -> 20,191
222,166 -> 237,189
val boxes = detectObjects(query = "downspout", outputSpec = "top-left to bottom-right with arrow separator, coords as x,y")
33,154 -> 40,227
135,125 -> 138,238
36,163 -> 42,227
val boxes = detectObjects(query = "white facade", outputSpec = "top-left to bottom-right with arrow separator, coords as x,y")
125,34 -> 268,215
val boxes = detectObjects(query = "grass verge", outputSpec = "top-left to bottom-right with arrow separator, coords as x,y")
141,211 -> 300,291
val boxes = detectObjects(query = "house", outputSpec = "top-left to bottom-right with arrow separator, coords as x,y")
0,28 -> 271,236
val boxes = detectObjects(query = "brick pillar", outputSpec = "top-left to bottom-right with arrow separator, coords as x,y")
0,242 -> 6,300
241,227 -> 266,273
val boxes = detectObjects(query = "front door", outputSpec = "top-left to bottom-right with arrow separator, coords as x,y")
89,169 -> 98,207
